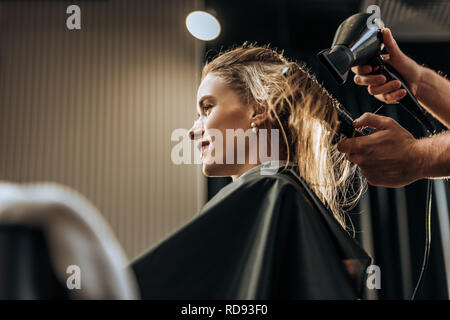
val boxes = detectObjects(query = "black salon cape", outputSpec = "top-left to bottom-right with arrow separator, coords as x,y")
131,164 -> 371,299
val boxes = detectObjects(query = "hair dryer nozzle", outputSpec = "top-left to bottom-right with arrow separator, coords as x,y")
318,13 -> 383,85
317,46 -> 353,85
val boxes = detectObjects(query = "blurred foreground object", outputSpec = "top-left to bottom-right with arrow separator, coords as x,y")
0,183 -> 139,299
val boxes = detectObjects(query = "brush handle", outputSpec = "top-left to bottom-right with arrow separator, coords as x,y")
336,106 -> 374,139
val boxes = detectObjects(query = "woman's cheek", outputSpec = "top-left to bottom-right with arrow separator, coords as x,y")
205,115 -> 229,164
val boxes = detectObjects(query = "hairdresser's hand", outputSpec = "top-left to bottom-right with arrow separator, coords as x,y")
351,28 -> 425,104
337,112 -> 424,188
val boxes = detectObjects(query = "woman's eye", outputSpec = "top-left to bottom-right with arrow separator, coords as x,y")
203,104 -> 213,114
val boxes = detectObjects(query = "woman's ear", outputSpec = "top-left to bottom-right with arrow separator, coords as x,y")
250,103 -> 268,126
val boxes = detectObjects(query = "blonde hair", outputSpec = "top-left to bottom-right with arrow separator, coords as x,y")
202,43 -> 366,232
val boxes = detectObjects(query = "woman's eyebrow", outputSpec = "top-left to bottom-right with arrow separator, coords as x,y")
198,95 -> 214,108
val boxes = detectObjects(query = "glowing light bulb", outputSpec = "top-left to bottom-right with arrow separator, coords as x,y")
186,11 -> 221,41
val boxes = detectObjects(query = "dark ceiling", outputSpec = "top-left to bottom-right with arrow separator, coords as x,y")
205,0 -> 450,58
205,0 -> 362,56
204,0 -> 450,119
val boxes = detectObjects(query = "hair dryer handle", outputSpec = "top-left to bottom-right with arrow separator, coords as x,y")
368,56 -> 437,134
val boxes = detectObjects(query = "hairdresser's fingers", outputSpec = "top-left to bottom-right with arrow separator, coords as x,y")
385,100 -> 400,105
380,53 -> 390,61
352,112 -> 396,131
382,28 -> 402,59
378,89 -> 407,103
354,74 -> 387,86
346,152 -> 361,165
337,138 -> 354,154
337,134 -> 376,154
351,65 -> 373,75
367,80 -> 402,95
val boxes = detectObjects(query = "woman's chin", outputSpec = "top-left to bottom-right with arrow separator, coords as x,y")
202,162 -> 233,177
202,162 -> 218,177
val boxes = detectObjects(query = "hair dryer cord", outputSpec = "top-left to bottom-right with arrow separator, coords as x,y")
411,178 -> 432,300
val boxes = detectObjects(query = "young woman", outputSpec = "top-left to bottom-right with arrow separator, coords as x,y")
132,44 -> 371,299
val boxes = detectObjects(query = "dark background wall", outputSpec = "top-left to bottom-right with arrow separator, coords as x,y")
204,0 -> 450,299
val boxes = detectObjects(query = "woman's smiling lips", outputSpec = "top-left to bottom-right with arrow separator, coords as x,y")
197,140 -> 210,154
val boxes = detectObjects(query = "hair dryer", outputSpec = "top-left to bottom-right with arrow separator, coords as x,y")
318,12 -> 441,300
317,12 -> 437,136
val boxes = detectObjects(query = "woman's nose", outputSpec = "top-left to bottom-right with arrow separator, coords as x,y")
188,119 -> 203,140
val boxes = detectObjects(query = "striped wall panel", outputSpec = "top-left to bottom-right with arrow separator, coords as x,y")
0,0 -> 206,259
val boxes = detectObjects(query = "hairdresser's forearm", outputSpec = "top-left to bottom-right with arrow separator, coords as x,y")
416,131 -> 450,179
416,66 -> 450,128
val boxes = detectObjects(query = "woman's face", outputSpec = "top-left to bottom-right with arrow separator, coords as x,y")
189,73 -> 260,180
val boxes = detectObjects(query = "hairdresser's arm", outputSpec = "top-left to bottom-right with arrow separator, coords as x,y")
352,28 -> 450,128
415,67 -> 450,128
337,112 -> 450,188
